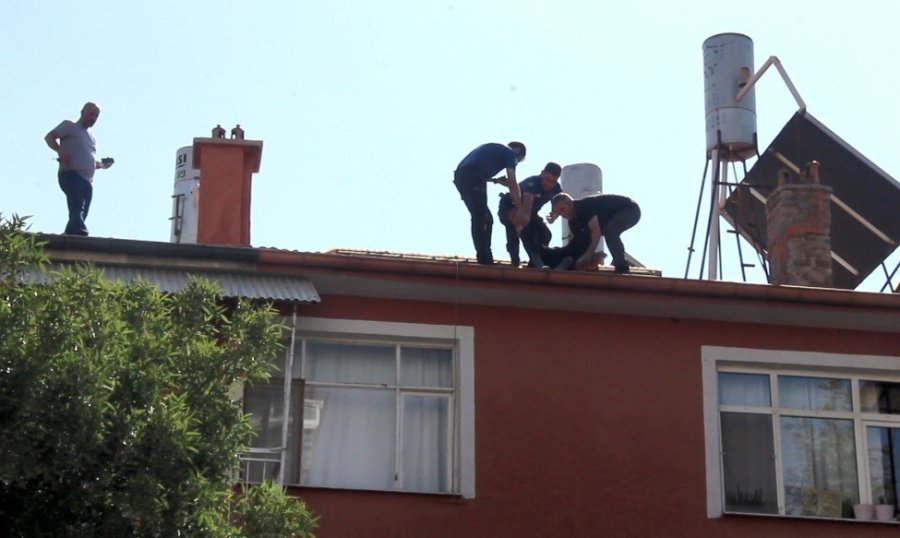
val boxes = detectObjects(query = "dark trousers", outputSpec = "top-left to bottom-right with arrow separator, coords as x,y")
58,171 -> 92,236
498,204 -> 551,266
542,202 -> 641,271
541,233 -> 591,269
603,202 -> 641,271
454,172 -> 493,264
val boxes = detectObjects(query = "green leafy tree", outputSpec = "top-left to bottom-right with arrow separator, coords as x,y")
0,215 -> 317,537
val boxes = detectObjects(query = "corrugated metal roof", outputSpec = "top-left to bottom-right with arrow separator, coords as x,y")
27,264 -> 320,303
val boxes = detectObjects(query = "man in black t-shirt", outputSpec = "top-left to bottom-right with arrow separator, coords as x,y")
497,162 -> 562,268
545,192 -> 641,273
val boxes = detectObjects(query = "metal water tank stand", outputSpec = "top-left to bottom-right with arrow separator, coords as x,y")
685,55 -> 807,281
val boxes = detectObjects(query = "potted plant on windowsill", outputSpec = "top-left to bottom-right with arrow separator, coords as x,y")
874,497 -> 895,522
853,502 -> 874,520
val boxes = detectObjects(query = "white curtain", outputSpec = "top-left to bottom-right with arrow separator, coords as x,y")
299,341 -> 453,493
779,376 -> 852,411
779,376 -> 857,515
719,372 -> 770,406
780,416 -> 858,514
302,385 -> 396,490
402,394 -> 450,492
400,347 -> 453,388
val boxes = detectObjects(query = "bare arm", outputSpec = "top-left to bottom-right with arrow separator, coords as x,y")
511,192 -> 534,229
575,216 -> 602,270
44,130 -> 70,163
505,167 -> 521,209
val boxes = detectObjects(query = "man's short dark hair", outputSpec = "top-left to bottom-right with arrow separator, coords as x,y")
543,162 -> 562,177
508,141 -> 526,158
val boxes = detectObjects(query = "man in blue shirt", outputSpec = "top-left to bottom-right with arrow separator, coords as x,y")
497,162 -> 562,268
453,142 -> 526,265
545,192 -> 641,273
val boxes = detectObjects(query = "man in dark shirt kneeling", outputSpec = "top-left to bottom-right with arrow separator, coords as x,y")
545,192 -> 641,273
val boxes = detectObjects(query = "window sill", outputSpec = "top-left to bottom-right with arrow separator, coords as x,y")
723,511 -> 899,525
285,484 -> 468,503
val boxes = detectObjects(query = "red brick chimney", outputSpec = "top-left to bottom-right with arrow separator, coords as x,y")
191,136 -> 263,246
766,161 -> 834,287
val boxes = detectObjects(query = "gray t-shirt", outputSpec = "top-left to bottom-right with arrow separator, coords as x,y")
54,120 -> 96,182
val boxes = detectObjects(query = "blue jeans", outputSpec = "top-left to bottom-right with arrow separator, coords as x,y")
58,171 -> 92,236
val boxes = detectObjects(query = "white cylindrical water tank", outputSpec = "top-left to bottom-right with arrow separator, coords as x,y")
170,145 -> 200,243
558,163 -> 604,254
703,32 -> 757,161
560,163 -> 602,200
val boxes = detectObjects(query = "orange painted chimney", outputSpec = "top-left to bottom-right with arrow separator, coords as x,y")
191,137 -> 263,246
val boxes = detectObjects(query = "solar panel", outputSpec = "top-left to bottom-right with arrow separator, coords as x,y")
723,110 -> 900,289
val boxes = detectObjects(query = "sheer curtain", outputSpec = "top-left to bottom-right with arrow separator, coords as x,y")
779,376 -> 857,516
718,372 -> 778,513
719,372 -> 770,407
299,341 -> 453,493
402,395 -> 450,492
867,426 -> 900,506
401,347 -> 452,492
301,341 -> 395,490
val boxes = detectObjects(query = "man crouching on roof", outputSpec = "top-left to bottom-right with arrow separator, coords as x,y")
544,192 -> 641,273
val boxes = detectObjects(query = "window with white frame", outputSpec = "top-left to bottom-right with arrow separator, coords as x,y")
703,347 -> 900,520
242,318 -> 475,498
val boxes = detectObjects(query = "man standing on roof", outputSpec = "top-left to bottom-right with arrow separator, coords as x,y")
545,192 -> 641,273
45,102 -> 114,236
453,141 -> 526,265
497,162 -> 562,268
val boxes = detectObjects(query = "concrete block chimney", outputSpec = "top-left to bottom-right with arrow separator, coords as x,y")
191,136 -> 263,246
766,161 -> 834,287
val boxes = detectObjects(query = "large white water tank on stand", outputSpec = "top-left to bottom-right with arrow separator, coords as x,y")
559,163 -> 604,254
170,145 -> 200,243
703,33 -> 757,160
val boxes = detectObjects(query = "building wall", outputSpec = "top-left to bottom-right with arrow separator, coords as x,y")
288,294 -> 900,537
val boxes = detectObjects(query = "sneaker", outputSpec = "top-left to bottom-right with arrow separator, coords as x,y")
613,263 -> 630,274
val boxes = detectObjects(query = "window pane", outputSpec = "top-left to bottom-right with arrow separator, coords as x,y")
719,372 -> 771,407
245,383 -> 285,449
306,340 -> 396,385
866,426 -> 900,508
778,376 -> 852,412
860,381 -> 900,414
242,382 -> 303,484
300,386 -> 395,491
402,395 -> 451,493
720,412 -> 778,514
401,347 -> 453,388
781,416 -> 858,518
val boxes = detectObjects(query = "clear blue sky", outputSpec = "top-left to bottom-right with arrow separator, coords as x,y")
3,1 -> 899,291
